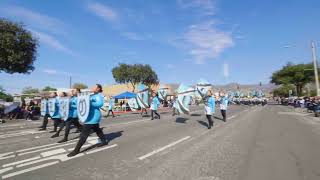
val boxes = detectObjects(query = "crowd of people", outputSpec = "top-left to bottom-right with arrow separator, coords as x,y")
276,96 -> 320,116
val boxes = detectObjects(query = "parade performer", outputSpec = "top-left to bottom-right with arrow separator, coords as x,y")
106,96 -> 115,118
67,84 -> 107,157
204,90 -> 215,129
150,91 -> 161,120
172,95 -> 180,116
49,92 -> 62,133
51,92 -> 68,138
219,92 -> 229,122
57,89 -> 82,143
39,96 -> 50,131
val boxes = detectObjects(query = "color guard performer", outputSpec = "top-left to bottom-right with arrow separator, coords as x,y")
67,84 -> 107,157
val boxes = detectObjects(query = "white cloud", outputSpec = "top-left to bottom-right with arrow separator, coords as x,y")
32,30 -> 78,56
182,21 -> 234,64
0,5 -> 65,34
121,32 -> 144,41
42,69 -> 57,75
177,0 -> 216,16
87,2 -> 118,23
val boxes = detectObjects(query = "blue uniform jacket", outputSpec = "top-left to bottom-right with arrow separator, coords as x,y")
150,97 -> 160,110
85,93 -> 104,124
207,96 -> 215,113
69,96 -> 78,118
51,97 -> 61,119
220,97 -> 229,110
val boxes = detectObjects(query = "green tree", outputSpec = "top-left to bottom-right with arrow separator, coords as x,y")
22,86 -> 39,95
42,86 -> 57,92
0,19 -> 38,74
0,86 -> 13,102
272,84 -> 296,97
72,83 -> 88,90
271,63 -> 314,96
112,63 -> 159,92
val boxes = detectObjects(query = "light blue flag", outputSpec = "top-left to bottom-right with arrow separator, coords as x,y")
136,84 -> 149,108
195,79 -> 211,99
174,84 -> 194,114
158,85 -> 168,101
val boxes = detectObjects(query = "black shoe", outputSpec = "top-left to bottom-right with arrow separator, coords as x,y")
67,151 -> 79,157
97,141 -> 108,147
208,125 -> 211,129
58,139 -> 67,143
151,118 -> 154,120
158,116 -> 161,119
39,128 -> 46,131
51,134 -> 59,138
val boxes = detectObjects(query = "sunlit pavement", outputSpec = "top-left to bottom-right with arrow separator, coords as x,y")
1,104 -> 320,180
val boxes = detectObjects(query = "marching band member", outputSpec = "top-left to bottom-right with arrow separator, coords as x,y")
57,89 -> 82,143
39,96 -> 50,131
204,90 -> 215,129
51,92 -> 68,138
68,84 -> 107,157
106,96 -> 115,118
172,95 -> 180,116
150,91 -> 160,120
50,92 -> 62,133
219,92 -> 229,122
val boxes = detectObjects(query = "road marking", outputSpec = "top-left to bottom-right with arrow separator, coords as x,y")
18,142 -> 76,156
0,155 -> 15,160
41,148 -> 66,157
86,144 -> 118,154
138,136 -> 191,160
2,156 -> 41,168
2,161 -> 59,179
0,167 -> 13,175
67,144 -> 92,151
0,131 -> 45,139
17,138 -> 79,153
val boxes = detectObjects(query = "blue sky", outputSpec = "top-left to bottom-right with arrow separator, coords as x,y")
0,0 -> 320,93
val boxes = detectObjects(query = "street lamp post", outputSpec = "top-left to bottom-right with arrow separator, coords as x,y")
311,41 -> 320,96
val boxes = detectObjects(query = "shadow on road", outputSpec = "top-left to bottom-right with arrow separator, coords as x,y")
80,130 -> 124,153
190,113 -> 202,116
176,117 -> 188,124
213,116 -> 224,121
197,120 -> 209,128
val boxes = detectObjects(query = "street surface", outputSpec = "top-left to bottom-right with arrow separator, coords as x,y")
1,104 -> 320,180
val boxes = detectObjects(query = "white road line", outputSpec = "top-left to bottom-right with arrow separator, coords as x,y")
0,167 -> 13,175
67,144 -> 92,151
85,144 -> 118,154
138,136 -> 191,160
0,131 -> 45,139
41,148 -> 66,157
16,139 -> 77,153
18,142 -> 76,156
2,156 -> 41,168
2,161 -> 59,179
0,155 -> 15,160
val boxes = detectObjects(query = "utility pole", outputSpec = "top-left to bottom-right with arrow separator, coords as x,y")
69,76 -> 72,89
311,41 -> 320,96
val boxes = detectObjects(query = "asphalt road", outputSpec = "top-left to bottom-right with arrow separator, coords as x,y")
1,104 -> 320,180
